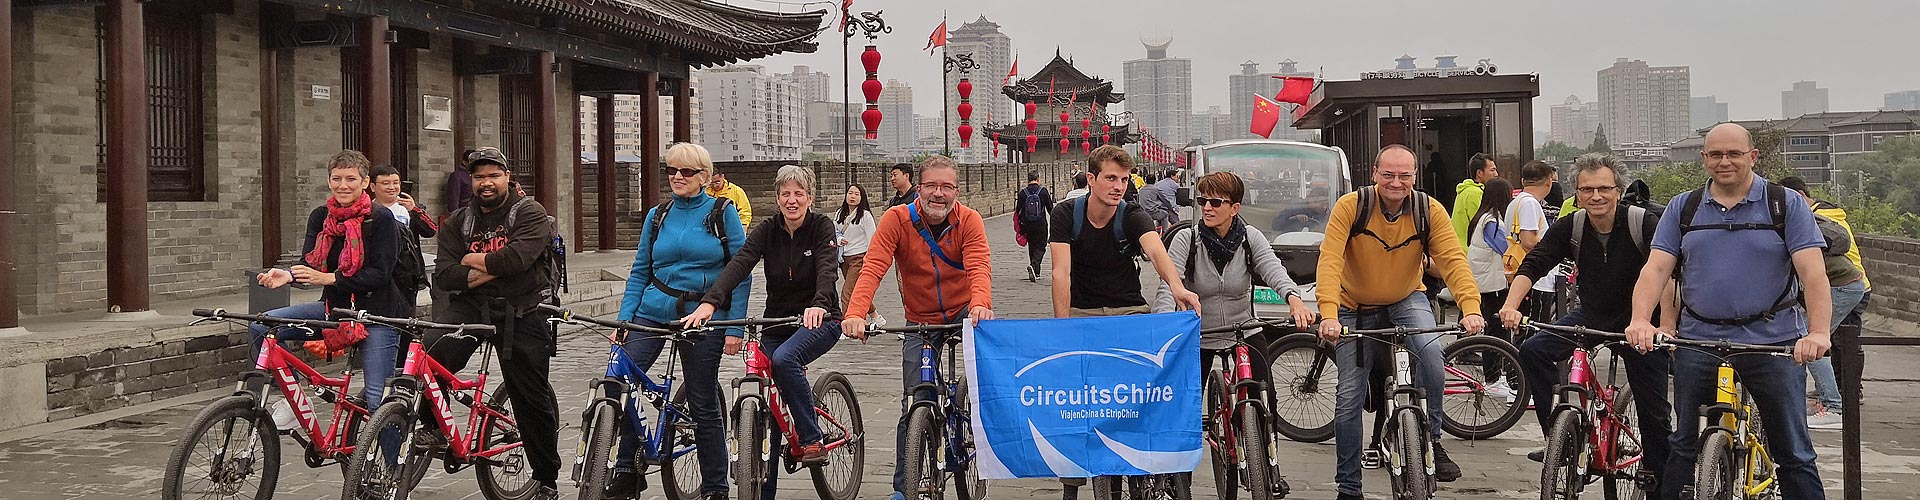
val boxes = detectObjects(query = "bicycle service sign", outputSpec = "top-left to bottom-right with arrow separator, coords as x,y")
964,312 -> 1203,479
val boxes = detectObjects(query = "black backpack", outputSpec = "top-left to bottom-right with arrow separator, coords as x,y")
1349,186 -> 1433,253
1671,182 -> 1793,326
1071,195 -> 1138,258
457,197 -> 565,299
1019,185 -> 1049,223
1162,220 -> 1263,287
1568,205 -> 1658,261
642,197 -> 737,307
392,222 -> 430,292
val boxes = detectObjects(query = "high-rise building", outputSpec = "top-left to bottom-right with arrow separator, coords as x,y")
1123,39 -> 1193,150
1549,95 -> 1601,146
1188,106 -> 1231,145
804,101 -> 851,142
914,114 -> 941,141
776,65 -> 833,104
576,76 -> 701,160
697,65 -> 803,161
1691,96 -> 1729,131
1885,90 -> 1920,111
1598,58 -> 1691,144
1227,60 -> 1311,141
875,80 -> 915,156
1781,81 -> 1830,119
941,16 -> 1013,163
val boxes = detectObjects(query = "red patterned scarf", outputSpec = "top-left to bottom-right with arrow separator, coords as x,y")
305,194 -> 373,277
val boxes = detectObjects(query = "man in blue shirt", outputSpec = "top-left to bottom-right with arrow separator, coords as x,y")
1625,123 -> 1833,500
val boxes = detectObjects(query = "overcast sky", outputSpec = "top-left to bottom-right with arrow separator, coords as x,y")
735,0 -> 1919,130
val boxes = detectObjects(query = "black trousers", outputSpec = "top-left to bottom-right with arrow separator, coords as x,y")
427,306 -> 562,486
1020,221 -> 1049,274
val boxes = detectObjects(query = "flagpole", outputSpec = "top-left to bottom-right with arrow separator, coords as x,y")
940,13 -> 950,159
841,6 -> 851,169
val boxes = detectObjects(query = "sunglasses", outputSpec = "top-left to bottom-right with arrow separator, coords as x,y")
1196,196 -> 1234,208
661,166 -> 706,178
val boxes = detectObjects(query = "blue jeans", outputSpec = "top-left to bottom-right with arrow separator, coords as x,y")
1516,307 -> 1673,495
758,322 -> 842,500
1332,293 -> 1447,496
1807,279 -> 1867,410
617,317 -> 731,495
1662,340 -> 1824,500
247,301 -> 400,406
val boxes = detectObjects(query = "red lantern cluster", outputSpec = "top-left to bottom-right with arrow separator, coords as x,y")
1024,101 -> 1039,153
955,78 -> 974,148
992,131 -> 1001,157
860,45 -> 883,140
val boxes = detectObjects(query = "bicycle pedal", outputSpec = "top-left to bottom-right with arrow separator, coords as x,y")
1361,449 -> 1384,469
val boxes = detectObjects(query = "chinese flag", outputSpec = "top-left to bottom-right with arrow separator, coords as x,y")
1250,94 -> 1282,138
1003,57 -> 1018,86
1275,76 -> 1314,105
924,20 -> 947,52
837,0 -> 853,31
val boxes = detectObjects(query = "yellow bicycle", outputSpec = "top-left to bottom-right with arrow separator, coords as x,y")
1658,336 -> 1791,500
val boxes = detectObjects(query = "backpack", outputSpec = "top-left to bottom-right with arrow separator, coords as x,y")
1671,182 -> 1794,326
393,222 -> 430,292
1349,186 -> 1433,253
642,197 -> 737,305
1568,205 -> 1657,261
1019,185 -> 1049,223
1162,220 -> 1262,287
1071,195 -> 1139,258
454,197 -> 565,300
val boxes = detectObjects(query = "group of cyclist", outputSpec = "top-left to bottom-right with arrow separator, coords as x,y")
240,119 -> 1846,500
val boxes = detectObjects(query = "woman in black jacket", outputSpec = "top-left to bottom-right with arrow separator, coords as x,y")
681,165 -> 843,481
251,150 -> 404,408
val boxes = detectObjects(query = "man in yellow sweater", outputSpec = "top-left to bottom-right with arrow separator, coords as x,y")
1314,145 -> 1486,500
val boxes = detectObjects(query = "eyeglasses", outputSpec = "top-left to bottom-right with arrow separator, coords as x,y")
1196,196 -> 1234,208
661,166 -> 706,178
919,182 -> 959,193
1703,150 -> 1751,161
1575,186 -> 1620,195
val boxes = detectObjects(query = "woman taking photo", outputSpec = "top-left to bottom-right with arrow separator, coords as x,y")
682,165 -> 844,498
835,182 -> 875,316
611,142 -> 749,500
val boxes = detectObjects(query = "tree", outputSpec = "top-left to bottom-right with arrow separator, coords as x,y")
1834,135 -> 1920,237
1634,161 -> 1707,204
801,152 -> 834,162
1749,127 -> 1795,181
1586,125 -> 1610,154
1535,141 -> 1584,162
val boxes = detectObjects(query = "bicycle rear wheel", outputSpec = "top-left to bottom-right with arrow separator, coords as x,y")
809,372 -> 865,500
730,399 -> 768,500
474,390 -> 538,500
1439,336 -> 1528,440
1539,410 -> 1586,500
1204,371 -> 1238,500
1600,390 -> 1645,500
1387,410 -> 1432,500
1264,334 -> 1336,443
164,395 -> 280,500
1692,431 -> 1735,500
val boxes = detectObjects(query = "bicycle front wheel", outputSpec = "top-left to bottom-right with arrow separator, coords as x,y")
1236,410 -> 1277,500
1692,431 -> 1736,500
1440,335 -> 1528,440
950,376 -> 988,500
809,372 -> 865,500
730,399 -> 768,500
1539,410 -> 1586,500
341,400 -> 417,500
1265,334 -> 1336,443
164,395 -> 280,500
899,406 -> 941,499
660,388 -> 703,500
1388,410 -> 1433,500
574,403 -> 618,500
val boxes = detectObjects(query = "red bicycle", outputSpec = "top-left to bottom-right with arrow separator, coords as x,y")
719,317 -> 866,500
1523,321 -> 1648,500
1197,317 -> 1299,500
332,308 -> 535,500
163,308 -> 373,500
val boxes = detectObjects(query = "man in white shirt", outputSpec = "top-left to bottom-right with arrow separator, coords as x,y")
1507,160 -> 1561,319
372,164 -> 438,311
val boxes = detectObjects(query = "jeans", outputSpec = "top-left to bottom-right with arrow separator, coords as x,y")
619,317 -> 731,494
1661,340 -> 1824,500
1516,307 -> 1674,495
756,322 -> 843,500
1332,293 -> 1447,496
246,301 -> 400,407
1807,279 -> 1867,410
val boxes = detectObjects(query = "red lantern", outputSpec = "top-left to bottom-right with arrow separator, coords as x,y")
992,132 -> 1001,156
957,102 -> 973,121
1081,130 -> 1091,141
1059,125 -> 1070,137
1025,101 -> 1038,118
1102,123 -> 1111,134
1081,118 -> 1092,131
1026,133 -> 1038,152
1081,141 -> 1091,154
1025,118 -> 1038,133
1059,138 -> 1070,152
1059,111 -> 1070,124
957,124 -> 973,147
862,79 -> 883,104
957,78 -> 972,99
862,107 -> 882,140
860,45 -> 882,140
1102,134 -> 1110,144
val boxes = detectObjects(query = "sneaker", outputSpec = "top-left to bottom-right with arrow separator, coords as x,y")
531,485 -> 559,500
1273,475 -> 1292,498
888,492 -> 906,500
700,493 -> 728,500
606,470 -> 642,498
1808,410 -> 1843,430
1432,443 -> 1462,482
1526,449 -> 1545,463
1484,379 -> 1518,403
798,442 -> 829,465
413,428 -> 447,452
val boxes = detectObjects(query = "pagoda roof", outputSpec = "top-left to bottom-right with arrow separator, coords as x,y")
1002,51 -> 1124,105
514,0 -> 828,66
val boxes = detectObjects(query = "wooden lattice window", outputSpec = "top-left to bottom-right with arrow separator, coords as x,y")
340,47 -> 366,154
98,9 -> 207,201
499,74 -> 537,189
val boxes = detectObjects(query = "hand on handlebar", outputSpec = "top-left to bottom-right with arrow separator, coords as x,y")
841,317 -> 869,343
1285,299 -> 1316,333
1625,319 -> 1661,354
1499,307 -> 1524,329
1459,314 -> 1486,336
1794,333 -> 1831,364
678,303 -> 717,329
969,306 -> 994,321
802,307 -> 827,330
1317,318 -> 1342,344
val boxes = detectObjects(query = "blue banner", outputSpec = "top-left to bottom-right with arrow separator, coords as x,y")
964,312 -> 1203,479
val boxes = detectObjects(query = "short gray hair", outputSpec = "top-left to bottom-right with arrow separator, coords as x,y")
919,155 -> 958,177
1572,153 -> 1627,188
773,164 -> 815,195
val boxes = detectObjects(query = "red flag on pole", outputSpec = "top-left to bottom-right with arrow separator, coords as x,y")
1003,57 -> 1018,86
924,19 -> 947,52
1274,76 -> 1315,105
838,0 -> 853,31
1047,77 -> 1056,102
1250,94 -> 1282,138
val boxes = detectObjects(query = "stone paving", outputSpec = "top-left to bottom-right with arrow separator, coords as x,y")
1,213 -> 1917,499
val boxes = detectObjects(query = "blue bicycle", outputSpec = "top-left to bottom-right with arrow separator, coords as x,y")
867,321 -> 988,500
540,304 -> 702,500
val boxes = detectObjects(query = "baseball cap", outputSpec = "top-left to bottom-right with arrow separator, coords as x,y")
466,148 -> 509,169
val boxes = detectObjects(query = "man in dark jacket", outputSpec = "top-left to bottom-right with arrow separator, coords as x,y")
431,148 -> 562,498
1500,153 -> 1675,497
1015,171 -> 1054,281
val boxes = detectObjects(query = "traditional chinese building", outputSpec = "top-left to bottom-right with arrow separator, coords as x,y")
0,0 -> 826,321
992,51 -> 1131,163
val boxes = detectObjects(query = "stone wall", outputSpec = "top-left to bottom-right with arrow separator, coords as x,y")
41,328 -> 258,422
1858,235 -> 1920,331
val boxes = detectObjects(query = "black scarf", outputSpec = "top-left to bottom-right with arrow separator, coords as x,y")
1197,216 -> 1248,274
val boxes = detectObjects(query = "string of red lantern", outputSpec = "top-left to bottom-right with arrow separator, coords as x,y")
955,78 -> 973,148
860,45 -> 883,140
1024,101 -> 1038,153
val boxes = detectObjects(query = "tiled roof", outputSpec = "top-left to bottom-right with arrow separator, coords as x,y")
1828,110 -> 1920,127
516,0 -> 827,65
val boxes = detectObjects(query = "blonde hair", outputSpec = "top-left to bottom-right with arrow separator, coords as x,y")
774,165 -> 815,196
664,143 -> 714,174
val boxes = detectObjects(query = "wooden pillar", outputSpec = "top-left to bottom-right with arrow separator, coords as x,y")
104,0 -> 149,313
362,16 -> 391,165
0,0 -> 16,327
259,41 -> 282,267
640,72 -> 661,208
597,95 -> 617,251
533,51 -> 558,207
673,78 -> 692,143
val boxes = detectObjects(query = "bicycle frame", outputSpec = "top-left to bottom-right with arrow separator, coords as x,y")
736,328 -> 857,470
596,338 -> 694,466
1200,325 -> 1279,468
1708,364 -> 1776,497
247,328 -> 372,461
394,336 -> 521,465
892,325 -> 975,483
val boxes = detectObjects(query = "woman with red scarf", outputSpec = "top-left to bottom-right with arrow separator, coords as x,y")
251,150 -> 405,409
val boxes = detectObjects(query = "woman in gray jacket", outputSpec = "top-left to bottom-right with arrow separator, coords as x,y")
1154,171 -> 1316,344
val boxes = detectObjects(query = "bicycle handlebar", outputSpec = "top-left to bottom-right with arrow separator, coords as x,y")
1342,323 -> 1463,337
1524,321 -> 1630,341
869,323 -> 963,334
536,303 -> 675,336
1199,317 -> 1299,335
330,308 -> 495,334
701,316 -> 801,328
192,308 -> 339,330
1655,335 -> 1795,356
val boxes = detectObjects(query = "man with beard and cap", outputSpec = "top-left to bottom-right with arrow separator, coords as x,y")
429,147 -> 563,499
